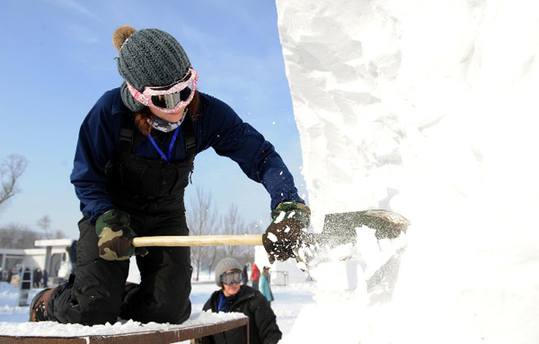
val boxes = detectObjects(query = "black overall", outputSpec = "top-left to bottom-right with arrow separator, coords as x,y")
49,113 -> 195,325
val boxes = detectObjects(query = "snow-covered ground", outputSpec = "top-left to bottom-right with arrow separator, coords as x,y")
0,279 -> 315,340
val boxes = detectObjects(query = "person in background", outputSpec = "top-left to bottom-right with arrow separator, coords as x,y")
198,258 -> 281,344
38,269 -> 43,288
33,268 -> 39,288
28,25 -> 310,326
250,264 -> 260,291
7,269 -> 13,284
242,263 -> 249,285
42,270 -> 49,288
259,266 -> 274,303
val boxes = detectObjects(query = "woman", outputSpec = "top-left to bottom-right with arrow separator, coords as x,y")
29,25 -> 310,325
250,264 -> 261,291
259,266 -> 274,303
198,258 -> 281,344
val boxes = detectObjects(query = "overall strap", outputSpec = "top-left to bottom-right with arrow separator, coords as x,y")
119,113 -> 135,154
119,113 -> 145,155
182,114 -> 197,155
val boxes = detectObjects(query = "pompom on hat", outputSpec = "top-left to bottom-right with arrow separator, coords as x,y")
112,25 -> 192,112
214,258 -> 243,286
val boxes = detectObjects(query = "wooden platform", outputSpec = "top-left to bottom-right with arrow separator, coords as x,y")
0,316 -> 249,344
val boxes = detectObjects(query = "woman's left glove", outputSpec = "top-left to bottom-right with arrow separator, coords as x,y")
263,201 -> 311,264
95,209 -> 146,261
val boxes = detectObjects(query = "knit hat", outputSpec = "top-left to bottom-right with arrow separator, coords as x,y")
214,258 -> 243,286
112,25 -> 192,112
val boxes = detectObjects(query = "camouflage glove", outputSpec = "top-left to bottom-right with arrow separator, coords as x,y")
95,209 -> 145,261
262,201 -> 311,264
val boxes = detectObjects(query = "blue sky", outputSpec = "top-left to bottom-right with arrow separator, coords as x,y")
0,0 -> 307,239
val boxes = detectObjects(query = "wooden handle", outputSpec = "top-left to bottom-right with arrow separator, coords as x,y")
132,234 -> 264,247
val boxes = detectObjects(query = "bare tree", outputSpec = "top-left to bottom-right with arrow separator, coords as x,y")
0,154 -> 28,208
52,229 -> 67,239
187,186 -> 220,281
37,215 -> 52,239
0,223 -> 42,249
239,221 -> 258,263
221,204 -> 254,263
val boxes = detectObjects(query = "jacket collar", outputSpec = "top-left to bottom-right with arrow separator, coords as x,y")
214,285 -> 255,310
112,87 -> 132,115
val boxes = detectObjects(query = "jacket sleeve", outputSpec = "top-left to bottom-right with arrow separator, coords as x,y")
195,334 -> 214,344
251,294 -> 282,344
70,90 -> 121,225
197,95 -> 304,210
202,293 -> 216,312
195,334 -> 215,344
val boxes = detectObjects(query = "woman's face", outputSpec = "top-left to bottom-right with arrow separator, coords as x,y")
149,104 -> 187,123
222,269 -> 241,297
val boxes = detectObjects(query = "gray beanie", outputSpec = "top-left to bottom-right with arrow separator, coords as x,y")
214,258 -> 243,286
112,25 -> 192,112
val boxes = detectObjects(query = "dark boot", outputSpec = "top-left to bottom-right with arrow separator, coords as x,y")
29,287 -> 56,322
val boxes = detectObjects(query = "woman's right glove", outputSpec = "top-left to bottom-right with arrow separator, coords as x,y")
262,201 -> 311,264
95,209 -> 145,261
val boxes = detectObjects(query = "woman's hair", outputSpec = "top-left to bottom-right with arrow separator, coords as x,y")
134,90 -> 200,135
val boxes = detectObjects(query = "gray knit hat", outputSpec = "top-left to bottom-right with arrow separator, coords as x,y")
214,258 -> 243,286
112,25 -> 192,112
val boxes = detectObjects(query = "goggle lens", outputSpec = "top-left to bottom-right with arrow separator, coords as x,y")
220,271 -> 243,286
151,87 -> 192,109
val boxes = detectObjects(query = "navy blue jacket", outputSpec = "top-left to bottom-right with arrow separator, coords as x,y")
70,88 -> 304,225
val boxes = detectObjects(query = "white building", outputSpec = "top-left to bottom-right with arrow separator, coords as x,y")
0,239 -> 75,285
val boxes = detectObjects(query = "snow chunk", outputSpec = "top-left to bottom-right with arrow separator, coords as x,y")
266,232 -> 278,243
274,211 -> 286,223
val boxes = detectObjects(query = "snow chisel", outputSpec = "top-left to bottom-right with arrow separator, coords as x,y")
132,209 -> 410,248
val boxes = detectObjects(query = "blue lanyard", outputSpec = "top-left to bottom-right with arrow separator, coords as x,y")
147,126 -> 181,163
218,294 -> 224,312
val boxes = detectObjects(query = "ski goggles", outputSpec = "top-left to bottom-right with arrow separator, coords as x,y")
126,68 -> 198,113
220,271 -> 243,286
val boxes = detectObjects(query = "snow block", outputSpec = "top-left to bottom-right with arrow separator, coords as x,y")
310,259 -> 362,291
